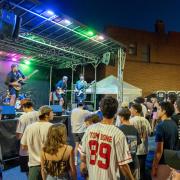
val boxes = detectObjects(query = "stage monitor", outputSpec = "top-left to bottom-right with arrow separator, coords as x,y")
50,105 -> 62,116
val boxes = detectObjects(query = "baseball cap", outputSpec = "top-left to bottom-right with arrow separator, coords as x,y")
11,64 -> 18,69
63,76 -> 68,80
39,105 -> 52,116
20,98 -> 31,107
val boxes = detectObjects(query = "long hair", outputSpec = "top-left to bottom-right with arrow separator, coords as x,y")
43,124 -> 67,155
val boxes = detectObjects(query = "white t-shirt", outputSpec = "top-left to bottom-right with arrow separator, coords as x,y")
21,121 -> 52,167
141,104 -> 148,118
130,116 -> 151,155
16,111 -> 39,156
81,123 -> 132,180
71,108 -> 91,133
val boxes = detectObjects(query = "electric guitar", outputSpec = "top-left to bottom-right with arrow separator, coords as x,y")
13,69 -> 39,91
75,80 -> 95,97
56,88 -> 73,95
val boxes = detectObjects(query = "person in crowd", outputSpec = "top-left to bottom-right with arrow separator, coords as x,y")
130,103 -> 151,180
96,107 -> 103,121
78,114 -> 100,179
119,107 -> 141,180
41,124 -> 76,180
21,106 -> 53,180
150,94 -> 159,132
172,98 -> 180,150
84,114 -> 100,128
80,96 -> 134,180
152,102 -> 178,179
134,97 -> 148,118
71,102 -> 91,165
16,100 -> 39,175
167,93 -> 177,106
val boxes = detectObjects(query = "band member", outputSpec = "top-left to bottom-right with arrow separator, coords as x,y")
5,64 -> 27,106
55,76 -> 68,106
75,74 -> 87,103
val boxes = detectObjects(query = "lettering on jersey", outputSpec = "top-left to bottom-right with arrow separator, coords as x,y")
100,134 -> 112,143
90,132 -> 100,139
89,131 -> 112,143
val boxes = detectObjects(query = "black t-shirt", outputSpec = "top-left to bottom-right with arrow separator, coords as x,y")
155,119 -> 178,164
119,124 -> 141,169
172,113 -> 180,150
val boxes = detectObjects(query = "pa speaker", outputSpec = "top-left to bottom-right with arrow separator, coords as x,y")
13,16 -> 22,39
102,52 -> 111,65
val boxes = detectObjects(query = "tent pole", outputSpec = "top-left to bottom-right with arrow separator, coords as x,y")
71,65 -> 74,107
49,66 -> 53,106
94,64 -> 97,110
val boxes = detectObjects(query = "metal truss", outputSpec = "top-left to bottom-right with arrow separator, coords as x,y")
0,0 -> 126,69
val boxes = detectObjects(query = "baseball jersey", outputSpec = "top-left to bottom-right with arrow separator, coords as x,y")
81,123 -> 132,180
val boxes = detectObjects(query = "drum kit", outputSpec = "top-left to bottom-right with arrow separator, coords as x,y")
1,90 -> 32,110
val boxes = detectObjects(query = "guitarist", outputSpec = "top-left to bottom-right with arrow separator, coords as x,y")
55,76 -> 68,106
5,64 -> 27,106
75,74 -> 87,103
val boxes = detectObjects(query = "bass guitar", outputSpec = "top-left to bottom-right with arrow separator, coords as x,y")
75,80 -> 95,97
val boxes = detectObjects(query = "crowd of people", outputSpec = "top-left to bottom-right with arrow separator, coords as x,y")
1,93 -> 180,180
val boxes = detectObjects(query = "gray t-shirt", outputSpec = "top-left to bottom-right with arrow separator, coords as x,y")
71,108 -> 91,133
119,124 -> 141,169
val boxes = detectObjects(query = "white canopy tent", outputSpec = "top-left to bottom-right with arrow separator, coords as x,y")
87,75 -> 142,102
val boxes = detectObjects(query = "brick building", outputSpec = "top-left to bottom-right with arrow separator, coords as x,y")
101,20 -> 180,96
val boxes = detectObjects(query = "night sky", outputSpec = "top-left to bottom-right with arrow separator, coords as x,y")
41,0 -> 180,32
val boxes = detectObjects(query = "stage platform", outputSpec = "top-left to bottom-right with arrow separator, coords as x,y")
0,115 -> 71,162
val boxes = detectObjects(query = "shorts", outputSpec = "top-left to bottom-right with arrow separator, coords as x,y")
72,133 -> 84,143
19,156 -> 29,172
29,165 -> 42,180
9,87 -> 19,97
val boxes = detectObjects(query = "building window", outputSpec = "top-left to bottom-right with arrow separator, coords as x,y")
128,43 -> 137,56
142,45 -> 150,62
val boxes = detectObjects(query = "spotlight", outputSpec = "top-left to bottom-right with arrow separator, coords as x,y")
24,60 -> 30,65
87,31 -> 94,36
12,58 -> 17,61
98,35 -> 104,40
46,10 -> 54,16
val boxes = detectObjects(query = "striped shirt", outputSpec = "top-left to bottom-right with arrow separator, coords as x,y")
130,116 -> 151,155
81,123 -> 132,180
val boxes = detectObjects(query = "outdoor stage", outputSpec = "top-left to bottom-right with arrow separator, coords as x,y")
0,0 -> 126,177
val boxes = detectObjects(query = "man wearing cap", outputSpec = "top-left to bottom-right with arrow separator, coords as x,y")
5,64 -> 27,106
21,106 -> 53,180
55,76 -> 68,107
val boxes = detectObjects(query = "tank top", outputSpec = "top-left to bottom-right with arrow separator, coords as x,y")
43,146 -> 70,177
